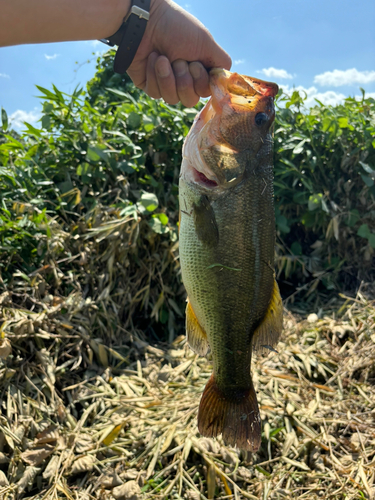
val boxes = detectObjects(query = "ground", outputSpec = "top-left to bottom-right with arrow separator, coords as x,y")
0,287 -> 375,500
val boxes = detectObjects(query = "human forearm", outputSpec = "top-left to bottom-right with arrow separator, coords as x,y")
0,0 -> 130,46
0,0 -> 231,107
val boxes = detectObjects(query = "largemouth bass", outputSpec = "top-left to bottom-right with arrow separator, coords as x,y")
179,69 -> 283,451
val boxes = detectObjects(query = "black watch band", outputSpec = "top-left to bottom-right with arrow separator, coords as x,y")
100,0 -> 150,74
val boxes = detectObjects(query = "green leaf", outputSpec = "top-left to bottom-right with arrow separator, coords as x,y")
338,117 -> 349,128
357,224 -> 370,239
87,146 -> 108,162
148,217 -> 169,234
360,174 -> 374,187
345,209 -> 360,227
57,180 -> 74,194
43,102 -> 54,113
153,213 -> 169,225
255,465 -> 271,477
292,191 -> 309,205
41,115 -> 51,130
87,147 -> 101,161
127,112 -> 141,129
139,192 -> 158,212
359,161 -> 375,175
142,115 -> 155,132
269,427 -> 284,438
308,193 -> 323,211
1,107 -> 8,131
119,205 -> 138,218
184,108 -> 199,120
290,242 -> 302,255
275,214 -> 290,233
368,234 -> 375,248
118,161 -> 137,174
106,87 -> 138,105
292,139 -> 308,155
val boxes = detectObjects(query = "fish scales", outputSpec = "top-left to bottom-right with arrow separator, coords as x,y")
179,69 -> 283,451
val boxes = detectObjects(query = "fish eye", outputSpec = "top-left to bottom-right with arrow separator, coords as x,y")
255,112 -> 268,126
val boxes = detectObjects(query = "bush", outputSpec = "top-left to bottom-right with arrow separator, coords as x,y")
1,50 -> 374,340
0,51 -> 200,341
274,89 -> 375,295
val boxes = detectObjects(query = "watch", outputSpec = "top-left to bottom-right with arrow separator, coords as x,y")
100,0 -> 151,74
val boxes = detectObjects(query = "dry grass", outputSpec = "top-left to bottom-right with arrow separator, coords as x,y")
1,283 -> 375,499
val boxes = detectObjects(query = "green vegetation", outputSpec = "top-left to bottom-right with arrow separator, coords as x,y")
275,89 -> 375,296
1,49 -> 375,329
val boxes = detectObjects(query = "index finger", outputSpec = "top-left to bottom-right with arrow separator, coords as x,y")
189,62 -> 211,98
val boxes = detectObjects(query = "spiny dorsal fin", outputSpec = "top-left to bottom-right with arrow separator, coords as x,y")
252,279 -> 283,354
186,299 -> 210,356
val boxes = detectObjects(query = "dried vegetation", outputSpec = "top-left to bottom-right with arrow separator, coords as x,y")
1,275 -> 375,499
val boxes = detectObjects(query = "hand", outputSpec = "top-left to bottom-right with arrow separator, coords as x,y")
127,0 -> 231,107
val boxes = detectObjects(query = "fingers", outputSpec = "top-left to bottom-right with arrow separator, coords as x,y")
189,62 -> 211,98
144,52 -> 161,99
155,56 -> 179,105
144,54 -> 211,107
172,60 -> 199,107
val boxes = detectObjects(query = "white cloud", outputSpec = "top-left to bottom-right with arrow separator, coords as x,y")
0,73 -> 10,79
314,68 -> 375,87
259,67 -> 293,79
234,59 -> 245,66
9,109 -> 41,129
44,53 -> 59,60
280,85 -> 347,107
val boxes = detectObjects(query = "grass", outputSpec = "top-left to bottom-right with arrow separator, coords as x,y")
1,273 -> 375,499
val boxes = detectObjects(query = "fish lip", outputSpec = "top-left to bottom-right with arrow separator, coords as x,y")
209,68 -> 279,101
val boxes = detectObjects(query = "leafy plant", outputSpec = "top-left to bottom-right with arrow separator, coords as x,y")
1,50 -> 374,322
274,89 -> 375,293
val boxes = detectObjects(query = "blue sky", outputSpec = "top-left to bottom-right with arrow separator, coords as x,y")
1,0 -> 374,129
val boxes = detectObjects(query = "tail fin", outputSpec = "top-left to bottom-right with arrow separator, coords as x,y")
197,374 -> 261,452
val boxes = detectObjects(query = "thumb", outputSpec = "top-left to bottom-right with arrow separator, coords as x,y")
196,28 -> 232,71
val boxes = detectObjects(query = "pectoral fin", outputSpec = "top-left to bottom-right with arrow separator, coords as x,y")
186,300 -> 209,356
193,195 -> 219,247
252,280 -> 283,353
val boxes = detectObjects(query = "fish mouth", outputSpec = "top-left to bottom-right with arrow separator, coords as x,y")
209,68 -> 279,103
192,168 -> 219,188
181,70 -> 278,191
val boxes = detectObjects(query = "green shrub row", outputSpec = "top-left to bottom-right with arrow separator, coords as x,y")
274,89 -> 375,293
1,50 -> 374,313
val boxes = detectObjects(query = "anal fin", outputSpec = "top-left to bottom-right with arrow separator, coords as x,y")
198,374 -> 261,452
186,300 -> 209,356
252,279 -> 283,353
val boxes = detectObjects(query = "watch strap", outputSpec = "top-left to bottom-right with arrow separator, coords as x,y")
100,0 -> 150,74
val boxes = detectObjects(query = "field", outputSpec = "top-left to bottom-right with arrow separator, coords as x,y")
1,279 -> 375,499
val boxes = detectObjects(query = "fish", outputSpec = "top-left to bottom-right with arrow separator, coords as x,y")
178,69 -> 283,451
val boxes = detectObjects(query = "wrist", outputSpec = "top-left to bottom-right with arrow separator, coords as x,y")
97,0 -> 132,40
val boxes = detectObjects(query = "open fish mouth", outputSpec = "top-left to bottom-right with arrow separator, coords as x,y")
192,168 -> 219,188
